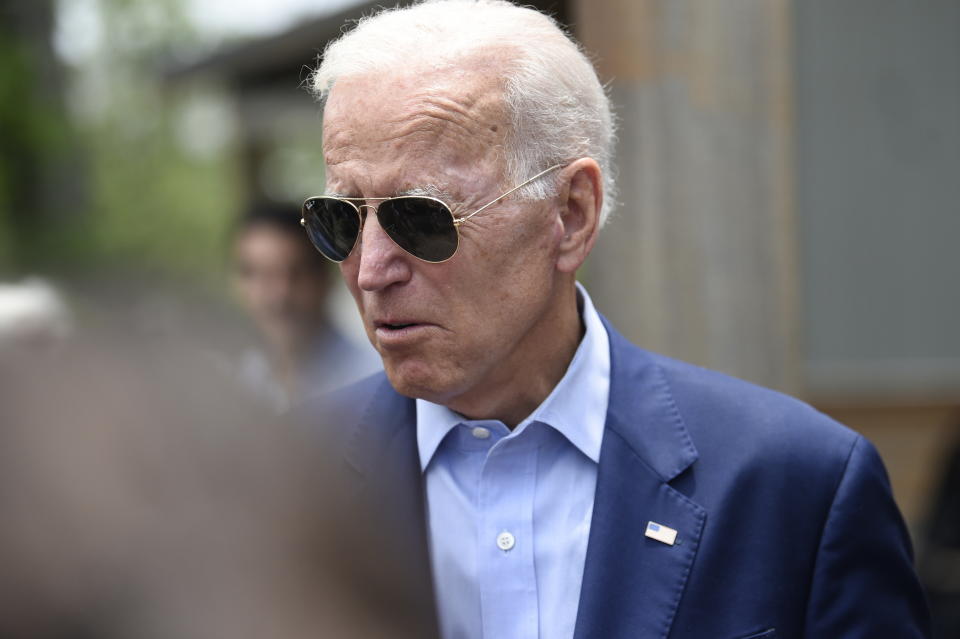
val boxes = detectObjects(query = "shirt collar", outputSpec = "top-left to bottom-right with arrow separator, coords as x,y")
416,282 -> 611,471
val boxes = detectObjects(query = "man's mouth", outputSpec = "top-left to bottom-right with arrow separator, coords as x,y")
380,322 -> 418,330
373,319 -> 434,346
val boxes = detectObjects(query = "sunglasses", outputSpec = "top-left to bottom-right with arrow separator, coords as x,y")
301,163 -> 565,263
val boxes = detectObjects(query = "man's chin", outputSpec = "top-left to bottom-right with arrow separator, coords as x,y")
382,360 -> 460,405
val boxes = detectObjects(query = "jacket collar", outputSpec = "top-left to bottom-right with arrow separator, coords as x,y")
415,283 -> 611,470
599,314 -> 699,482
342,313 -> 699,483
342,374 -> 416,480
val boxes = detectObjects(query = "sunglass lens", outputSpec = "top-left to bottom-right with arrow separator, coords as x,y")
378,198 -> 458,262
302,198 -> 361,262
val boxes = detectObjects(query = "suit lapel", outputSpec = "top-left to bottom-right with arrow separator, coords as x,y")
342,375 -> 419,491
339,376 -> 439,635
342,374 -> 427,547
574,319 -> 706,639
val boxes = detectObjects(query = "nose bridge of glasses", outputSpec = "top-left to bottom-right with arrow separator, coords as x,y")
339,196 -> 394,214
356,200 -> 393,246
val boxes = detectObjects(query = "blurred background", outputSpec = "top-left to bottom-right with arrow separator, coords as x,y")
1,0 -> 958,634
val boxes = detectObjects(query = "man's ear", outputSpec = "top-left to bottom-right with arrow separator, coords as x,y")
555,158 -> 603,274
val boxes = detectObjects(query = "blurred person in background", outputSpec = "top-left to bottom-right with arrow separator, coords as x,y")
0,317 -> 435,639
299,1 -> 930,637
231,201 -> 380,411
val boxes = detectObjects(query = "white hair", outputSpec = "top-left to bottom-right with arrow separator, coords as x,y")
309,0 -> 618,225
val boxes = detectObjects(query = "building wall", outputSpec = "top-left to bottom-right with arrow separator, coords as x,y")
574,0 -> 960,529
795,0 -> 960,400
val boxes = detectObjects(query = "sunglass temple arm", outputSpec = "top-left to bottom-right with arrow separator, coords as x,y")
453,163 -> 566,227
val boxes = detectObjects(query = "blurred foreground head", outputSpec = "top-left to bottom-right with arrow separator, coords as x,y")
0,326 -> 434,639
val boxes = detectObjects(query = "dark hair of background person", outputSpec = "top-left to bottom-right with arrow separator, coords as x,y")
230,199 -> 330,274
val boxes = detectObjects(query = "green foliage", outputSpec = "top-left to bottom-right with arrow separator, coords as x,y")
0,32 -> 73,271
79,103 -> 239,285
1,0 -> 240,289
73,0 -> 237,286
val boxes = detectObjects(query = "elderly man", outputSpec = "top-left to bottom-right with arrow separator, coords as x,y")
300,1 -> 930,638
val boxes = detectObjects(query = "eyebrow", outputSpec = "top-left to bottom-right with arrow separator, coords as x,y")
400,184 -> 450,199
325,184 -> 455,201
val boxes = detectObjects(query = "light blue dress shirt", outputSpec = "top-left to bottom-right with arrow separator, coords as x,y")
416,284 -> 611,639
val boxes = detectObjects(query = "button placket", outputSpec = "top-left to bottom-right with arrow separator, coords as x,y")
477,437 -> 540,638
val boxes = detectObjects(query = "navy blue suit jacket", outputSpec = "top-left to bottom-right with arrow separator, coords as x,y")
328,316 -> 930,638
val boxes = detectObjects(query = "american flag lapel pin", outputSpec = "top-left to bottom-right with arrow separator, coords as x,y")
645,521 -> 678,546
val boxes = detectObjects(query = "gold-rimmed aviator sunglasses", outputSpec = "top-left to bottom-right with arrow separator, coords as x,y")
300,163 -> 565,263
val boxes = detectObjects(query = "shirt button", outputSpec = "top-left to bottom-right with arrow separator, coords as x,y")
496,531 -> 516,551
471,426 -> 491,440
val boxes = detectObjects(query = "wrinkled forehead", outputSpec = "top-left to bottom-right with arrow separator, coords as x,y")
321,59 -> 511,177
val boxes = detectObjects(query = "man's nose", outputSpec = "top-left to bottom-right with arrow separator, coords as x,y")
355,208 -> 413,291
